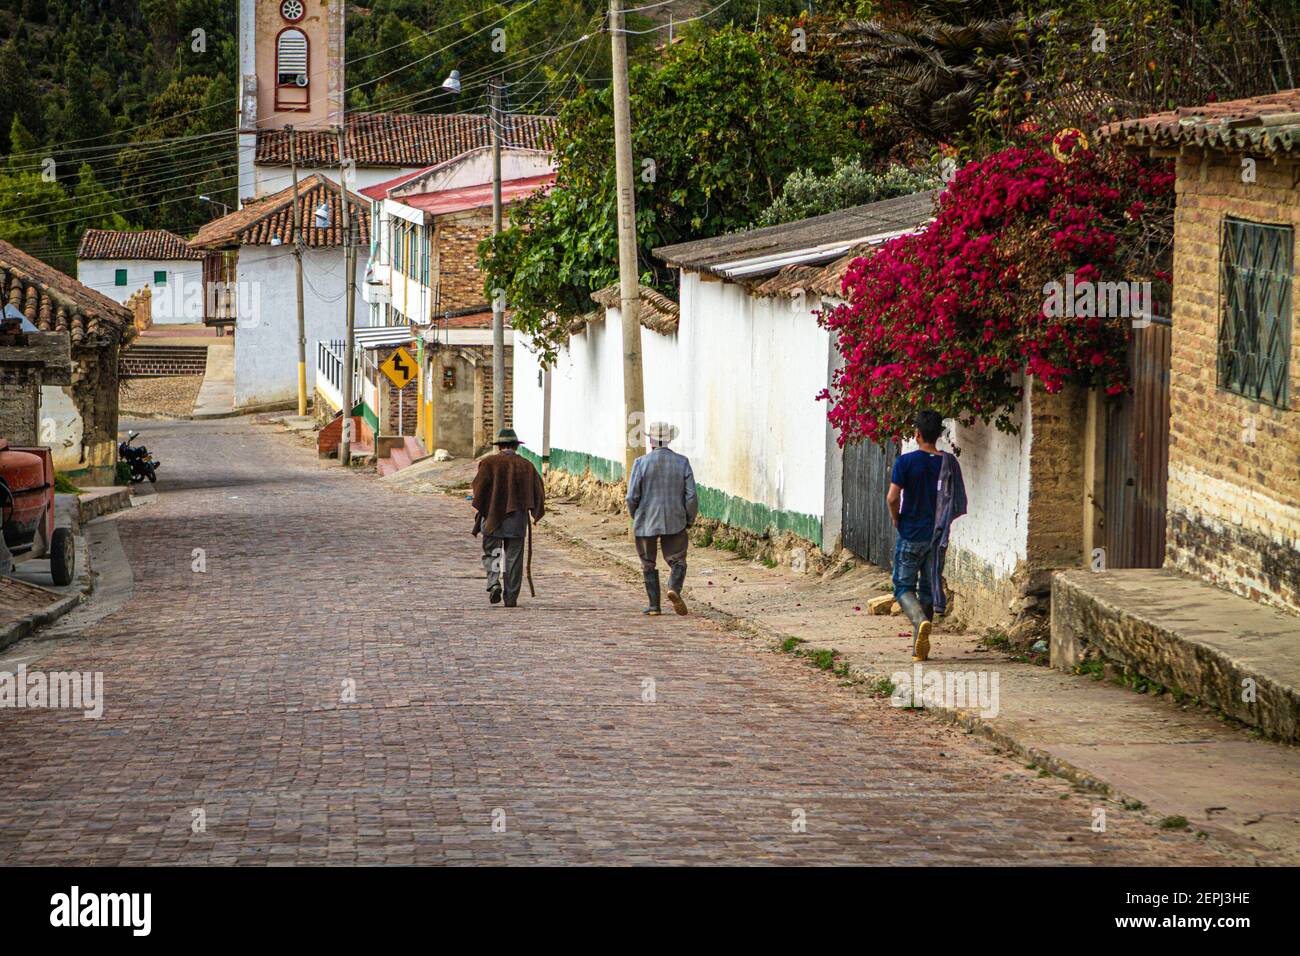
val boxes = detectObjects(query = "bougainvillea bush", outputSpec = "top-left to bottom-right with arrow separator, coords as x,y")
819,132 -> 1174,445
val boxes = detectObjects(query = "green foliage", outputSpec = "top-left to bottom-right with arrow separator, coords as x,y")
481,24 -> 867,362
344,0 -> 622,115
757,157 -> 938,226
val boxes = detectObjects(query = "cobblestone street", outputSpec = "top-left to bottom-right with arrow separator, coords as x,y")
0,418 -> 1239,865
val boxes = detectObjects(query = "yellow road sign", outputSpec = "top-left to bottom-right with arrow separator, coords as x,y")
380,346 -> 417,389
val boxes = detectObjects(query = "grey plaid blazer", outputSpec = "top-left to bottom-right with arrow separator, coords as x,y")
626,447 -> 698,537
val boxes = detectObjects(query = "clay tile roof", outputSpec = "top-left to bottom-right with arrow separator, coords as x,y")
77,229 -> 204,261
588,283 -> 680,335
1098,89 -> 1300,158
255,111 -> 557,168
0,238 -> 134,348
189,174 -> 370,249
753,244 -> 874,301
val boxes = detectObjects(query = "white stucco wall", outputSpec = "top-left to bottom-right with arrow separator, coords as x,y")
515,270 -> 833,543
942,386 -> 1033,577
76,259 -> 204,324
231,244 -> 366,408
516,271 -> 1036,579
37,384 -> 84,474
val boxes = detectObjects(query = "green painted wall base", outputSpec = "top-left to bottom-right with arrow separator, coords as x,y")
539,446 -> 822,548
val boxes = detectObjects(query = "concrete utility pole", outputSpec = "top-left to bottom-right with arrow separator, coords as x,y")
289,126 -> 308,417
490,77 -> 506,437
336,125 -> 358,465
609,0 -> 646,480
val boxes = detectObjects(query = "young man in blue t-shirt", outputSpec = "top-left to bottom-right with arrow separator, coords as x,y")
887,409 -> 947,662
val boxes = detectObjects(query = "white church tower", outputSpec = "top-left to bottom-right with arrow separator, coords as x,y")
237,0 -> 345,206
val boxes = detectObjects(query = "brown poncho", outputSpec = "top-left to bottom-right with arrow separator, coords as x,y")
471,452 -> 545,536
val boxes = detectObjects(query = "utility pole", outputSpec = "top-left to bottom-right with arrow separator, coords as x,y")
336,125 -> 358,465
609,0 -> 646,481
490,77 -> 506,438
289,126 -> 308,417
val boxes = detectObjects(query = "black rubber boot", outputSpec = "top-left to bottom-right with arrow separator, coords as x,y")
922,602 -> 934,622
643,572 -> 661,616
666,564 -> 688,616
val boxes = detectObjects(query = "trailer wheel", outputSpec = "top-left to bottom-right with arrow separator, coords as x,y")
50,527 -> 75,586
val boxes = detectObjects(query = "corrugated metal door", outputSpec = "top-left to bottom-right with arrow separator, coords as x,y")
1103,321 -> 1172,568
842,440 -> 899,570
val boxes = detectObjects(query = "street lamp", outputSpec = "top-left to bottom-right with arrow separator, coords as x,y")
198,194 -> 229,216
441,69 -> 462,94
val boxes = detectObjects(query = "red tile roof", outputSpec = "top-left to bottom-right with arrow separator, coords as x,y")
395,174 -> 556,218
360,165 -> 436,200
255,111 -> 556,168
1098,89 -> 1300,157
77,229 -> 205,261
189,174 -> 371,249
0,238 -> 134,348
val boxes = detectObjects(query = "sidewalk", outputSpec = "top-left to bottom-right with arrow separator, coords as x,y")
192,343 -> 235,418
379,456 -> 1300,864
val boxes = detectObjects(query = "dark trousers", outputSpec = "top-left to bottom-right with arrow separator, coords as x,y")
635,529 -> 689,580
482,535 -> 525,605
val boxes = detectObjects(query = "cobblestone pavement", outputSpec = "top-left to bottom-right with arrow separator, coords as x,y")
0,418 -> 1239,864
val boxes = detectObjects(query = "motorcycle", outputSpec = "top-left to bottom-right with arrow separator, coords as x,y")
118,430 -> 160,484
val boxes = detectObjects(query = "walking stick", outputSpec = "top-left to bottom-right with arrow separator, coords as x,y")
526,513 -> 535,597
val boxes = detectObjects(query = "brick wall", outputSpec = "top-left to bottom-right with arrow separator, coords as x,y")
433,211 -> 492,313
1165,153 -> 1300,612
377,345 -> 420,436
1026,381 -> 1087,593
0,364 -> 40,444
476,347 -> 512,448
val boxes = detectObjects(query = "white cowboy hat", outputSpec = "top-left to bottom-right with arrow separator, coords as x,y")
647,421 -> 678,443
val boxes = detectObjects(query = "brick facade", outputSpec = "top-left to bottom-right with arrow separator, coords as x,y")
1166,153 -> 1300,612
433,211 -> 493,314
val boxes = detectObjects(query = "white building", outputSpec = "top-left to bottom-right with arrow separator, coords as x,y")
513,193 -> 938,554
189,172 -> 367,410
75,230 -> 205,325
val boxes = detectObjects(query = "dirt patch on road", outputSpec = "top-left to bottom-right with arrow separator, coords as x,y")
120,375 -> 204,418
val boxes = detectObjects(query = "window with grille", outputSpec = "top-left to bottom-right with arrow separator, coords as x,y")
1219,216 -> 1293,408
277,29 -> 308,86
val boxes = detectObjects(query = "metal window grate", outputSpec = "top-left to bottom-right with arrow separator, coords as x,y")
277,30 -> 308,84
1218,216 -> 1293,408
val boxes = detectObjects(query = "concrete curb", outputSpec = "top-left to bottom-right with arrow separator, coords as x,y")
0,590 -> 84,653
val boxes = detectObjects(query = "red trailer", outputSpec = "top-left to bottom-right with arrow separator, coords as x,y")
0,439 -> 75,585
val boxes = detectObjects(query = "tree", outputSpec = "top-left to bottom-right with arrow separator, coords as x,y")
481,25 -> 868,362
757,157 -> 939,226
837,0 -> 1054,143
820,132 -> 1174,445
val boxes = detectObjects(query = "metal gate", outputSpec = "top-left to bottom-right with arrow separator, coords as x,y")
1103,320 -> 1172,568
842,440 -> 899,570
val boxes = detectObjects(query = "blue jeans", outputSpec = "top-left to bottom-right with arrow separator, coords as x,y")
892,535 -> 934,606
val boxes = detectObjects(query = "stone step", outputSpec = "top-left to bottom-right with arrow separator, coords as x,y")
1052,568 -> 1300,742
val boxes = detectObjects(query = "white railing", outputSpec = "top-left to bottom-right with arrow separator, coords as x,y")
316,339 -> 359,413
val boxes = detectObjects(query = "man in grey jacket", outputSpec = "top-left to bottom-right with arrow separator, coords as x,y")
626,421 -> 698,616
